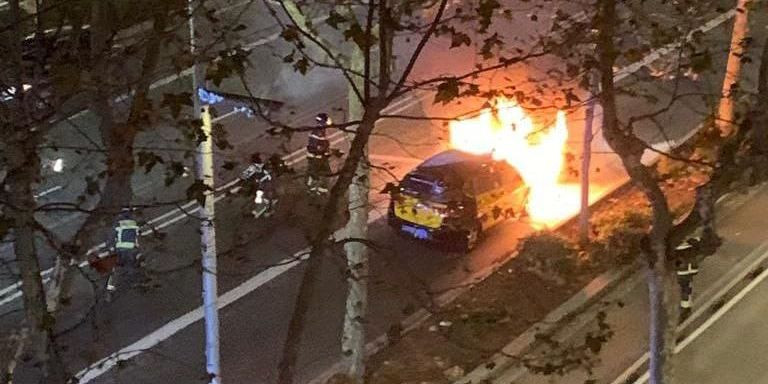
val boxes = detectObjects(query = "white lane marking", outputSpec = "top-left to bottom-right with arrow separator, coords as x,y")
75,202 -> 389,382
149,13 -> 331,91
610,240 -> 768,384
74,255 -> 304,383
0,93 -> 419,305
68,8 -> 735,374
0,0 -> 726,306
675,260 -> 768,351
613,9 -> 736,82
631,251 -> 768,384
0,0 -> 728,311
33,185 -> 63,198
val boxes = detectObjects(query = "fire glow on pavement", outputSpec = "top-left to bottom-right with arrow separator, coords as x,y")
449,98 -> 581,227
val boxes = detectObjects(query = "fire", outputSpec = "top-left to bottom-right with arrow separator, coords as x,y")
449,98 -> 580,227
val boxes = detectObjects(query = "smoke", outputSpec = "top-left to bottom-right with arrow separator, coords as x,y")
241,44 -> 345,113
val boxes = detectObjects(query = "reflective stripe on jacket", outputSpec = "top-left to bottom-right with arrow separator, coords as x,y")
115,219 -> 139,249
307,132 -> 330,157
676,262 -> 699,276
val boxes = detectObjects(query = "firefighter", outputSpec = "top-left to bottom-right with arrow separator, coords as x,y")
107,208 -> 142,292
675,237 -> 700,322
307,113 -> 332,195
247,153 -> 276,217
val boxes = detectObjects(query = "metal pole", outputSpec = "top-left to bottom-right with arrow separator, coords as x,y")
190,1 -> 221,383
579,71 -> 598,246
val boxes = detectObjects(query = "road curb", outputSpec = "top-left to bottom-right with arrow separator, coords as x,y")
309,124 -> 693,384
462,182 -> 768,384
453,263 -> 638,384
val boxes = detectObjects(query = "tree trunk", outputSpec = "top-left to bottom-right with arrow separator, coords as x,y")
275,3 -> 384,383
579,71 -> 598,246
646,249 -> 679,384
4,0 -> 66,381
51,4 -> 166,310
753,37 -> 768,174
277,105 -> 383,384
341,42 -> 369,383
5,143 -> 67,383
596,1 -> 676,383
717,0 -> 752,137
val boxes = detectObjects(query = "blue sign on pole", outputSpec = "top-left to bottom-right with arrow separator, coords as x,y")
198,87 -> 224,105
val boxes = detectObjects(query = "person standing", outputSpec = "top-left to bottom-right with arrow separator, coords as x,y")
306,113 -> 332,195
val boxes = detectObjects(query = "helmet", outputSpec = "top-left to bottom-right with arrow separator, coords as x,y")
315,113 -> 331,126
118,206 -> 135,220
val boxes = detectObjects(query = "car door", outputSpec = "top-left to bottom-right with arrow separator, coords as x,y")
498,166 -> 528,218
472,168 -> 505,230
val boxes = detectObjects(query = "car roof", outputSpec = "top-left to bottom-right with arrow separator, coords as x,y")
411,149 -> 492,180
418,149 -> 492,168
420,149 -> 492,166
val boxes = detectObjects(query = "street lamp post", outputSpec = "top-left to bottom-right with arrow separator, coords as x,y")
189,0 -> 221,382
195,98 -> 221,384
194,85 -> 273,384
579,70 -> 599,246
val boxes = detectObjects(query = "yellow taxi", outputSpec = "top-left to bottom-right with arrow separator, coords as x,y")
386,149 -> 529,251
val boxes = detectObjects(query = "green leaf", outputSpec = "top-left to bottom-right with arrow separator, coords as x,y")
480,33 -> 503,59
343,22 -> 371,50
212,123 -> 232,150
476,0 -> 501,33
280,26 -> 301,43
282,50 -> 295,63
450,29 -> 472,48
325,10 -> 346,29
164,161 -> 186,186
293,57 -> 310,75
186,180 -> 212,206
160,92 -> 193,119
136,151 -> 165,174
434,78 -> 460,104
206,49 -> 249,87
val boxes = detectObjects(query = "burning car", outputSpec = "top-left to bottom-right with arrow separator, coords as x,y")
386,149 -> 529,251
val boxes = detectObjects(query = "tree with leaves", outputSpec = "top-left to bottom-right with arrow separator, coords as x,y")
592,0 -> 767,383
0,0 -> 259,381
260,1 -> 591,383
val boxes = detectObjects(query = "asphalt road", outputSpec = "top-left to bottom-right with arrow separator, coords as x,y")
490,181 -> 768,384
674,257 -> 768,384
0,1 -> 750,383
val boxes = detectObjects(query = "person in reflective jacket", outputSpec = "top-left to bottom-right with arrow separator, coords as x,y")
107,208 -> 141,291
240,153 -> 271,184
675,237 -> 700,322
245,153 -> 276,217
307,113 -> 332,195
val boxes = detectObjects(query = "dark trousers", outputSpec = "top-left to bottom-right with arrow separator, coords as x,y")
678,275 -> 693,321
307,157 -> 330,192
108,248 -> 142,290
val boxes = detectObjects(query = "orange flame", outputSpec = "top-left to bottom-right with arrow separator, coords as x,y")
449,98 -> 580,227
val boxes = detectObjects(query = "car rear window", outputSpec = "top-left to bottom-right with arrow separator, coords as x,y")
401,172 -> 461,202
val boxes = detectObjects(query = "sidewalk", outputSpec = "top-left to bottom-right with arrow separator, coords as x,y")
456,182 -> 768,384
